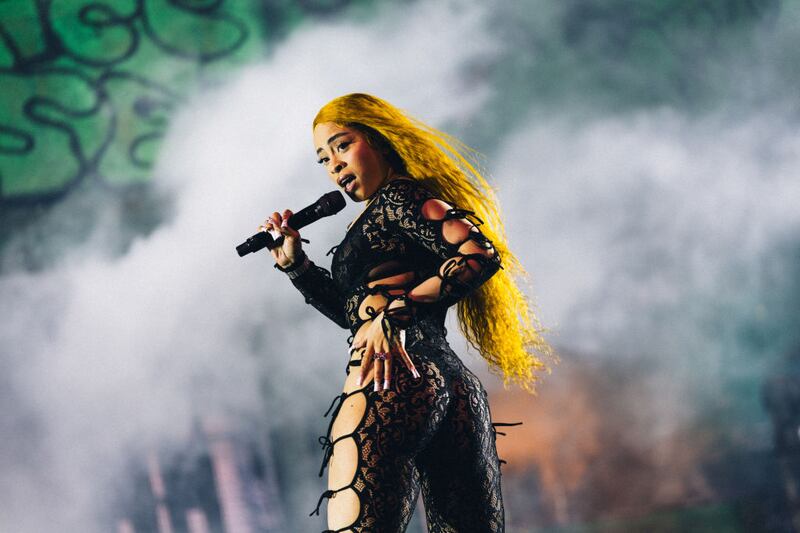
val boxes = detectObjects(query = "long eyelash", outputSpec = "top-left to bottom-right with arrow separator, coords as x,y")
316,138 -> 350,164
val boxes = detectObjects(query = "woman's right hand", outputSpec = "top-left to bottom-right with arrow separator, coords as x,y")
259,209 -> 302,268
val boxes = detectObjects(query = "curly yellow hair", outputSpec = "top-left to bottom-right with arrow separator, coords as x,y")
314,93 -> 555,392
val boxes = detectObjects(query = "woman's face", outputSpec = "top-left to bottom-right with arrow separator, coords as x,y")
313,122 -> 395,202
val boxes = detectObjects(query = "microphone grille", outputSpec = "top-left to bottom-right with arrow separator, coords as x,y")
319,191 -> 346,216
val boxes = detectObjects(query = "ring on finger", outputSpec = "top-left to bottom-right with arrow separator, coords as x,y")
374,352 -> 388,361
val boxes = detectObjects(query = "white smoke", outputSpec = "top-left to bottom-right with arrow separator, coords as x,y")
0,1 -> 494,531
493,107 -> 800,439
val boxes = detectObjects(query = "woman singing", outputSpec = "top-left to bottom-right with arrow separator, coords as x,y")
261,93 -> 552,532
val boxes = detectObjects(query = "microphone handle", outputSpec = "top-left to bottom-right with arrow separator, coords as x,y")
266,201 -> 322,250
283,201 -> 323,231
235,201 -> 323,256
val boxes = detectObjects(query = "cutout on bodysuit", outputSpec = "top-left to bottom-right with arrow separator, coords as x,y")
356,294 -> 388,321
367,272 -> 416,294
331,393 -> 367,440
312,388 -> 371,532
313,390 -> 367,531
326,488 -> 360,531
353,264 -> 419,338
421,199 -> 473,243
328,438 -> 358,489
385,198 -> 501,324
366,260 -> 415,283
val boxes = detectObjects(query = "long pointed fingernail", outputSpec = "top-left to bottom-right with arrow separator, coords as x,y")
383,379 -> 390,390
412,369 -> 421,379
374,381 -> 379,392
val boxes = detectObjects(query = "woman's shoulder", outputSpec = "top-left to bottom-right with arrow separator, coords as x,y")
379,176 -> 435,204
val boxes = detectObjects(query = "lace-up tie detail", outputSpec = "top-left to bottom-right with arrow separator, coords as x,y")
310,477 -> 362,519
311,387 -> 371,522
491,421 -> 523,436
443,207 -> 482,225
492,421 -> 523,467
310,490 -> 336,517
316,392 -> 347,477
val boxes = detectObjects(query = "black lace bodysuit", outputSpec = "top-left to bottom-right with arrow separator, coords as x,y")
282,177 -> 514,532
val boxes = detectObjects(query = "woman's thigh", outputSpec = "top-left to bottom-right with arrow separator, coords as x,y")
416,368 -> 505,532
322,350 -> 451,532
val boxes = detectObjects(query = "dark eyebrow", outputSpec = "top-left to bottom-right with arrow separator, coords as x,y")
316,132 -> 350,155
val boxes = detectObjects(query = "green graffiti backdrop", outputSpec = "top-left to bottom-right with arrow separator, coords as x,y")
0,0 -> 258,202
0,0 -> 380,205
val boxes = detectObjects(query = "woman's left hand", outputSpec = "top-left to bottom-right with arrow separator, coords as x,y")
354,311 -> 420,392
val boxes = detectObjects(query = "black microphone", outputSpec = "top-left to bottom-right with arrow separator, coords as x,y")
236,190 -> 346,257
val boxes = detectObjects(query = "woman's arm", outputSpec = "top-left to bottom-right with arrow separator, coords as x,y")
264,209 -> 349,329
379,179 -> 502,337
276,252 -> 350,329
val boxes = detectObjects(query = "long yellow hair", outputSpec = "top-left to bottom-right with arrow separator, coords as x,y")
314,93 -> 555,392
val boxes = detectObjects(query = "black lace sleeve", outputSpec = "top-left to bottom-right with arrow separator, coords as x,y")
378,178 -> 502,342
283,257 -> 349,329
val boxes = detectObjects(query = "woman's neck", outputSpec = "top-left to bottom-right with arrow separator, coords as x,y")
368,170 -> 411,200
349,172 -> 408,230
